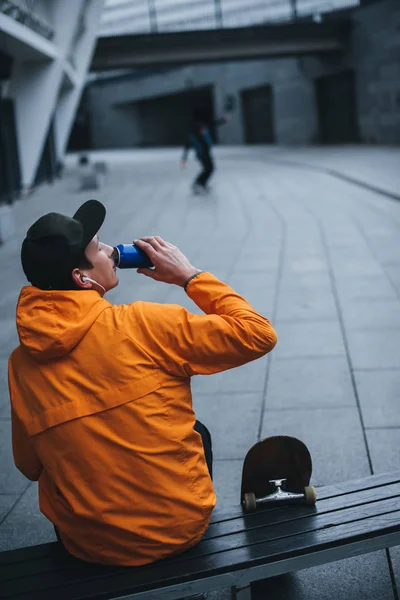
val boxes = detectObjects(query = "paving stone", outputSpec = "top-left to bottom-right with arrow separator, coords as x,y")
193,393 -> 262,460
385,265 -> 400,296
355,370 -> 400,428
283,256 -> 328,274
0,365 -> 9,408
0,288 -> 20,320
0,483 -> 56,551
252,551 -> 394,600
191,372 -> 225,396
340,298 -> 400,330
324,233 -> 366,252
390,546 -> 400,594
0,421 -> 28,494
333,258 -> 389,279
261,407 -> 370,486
266,356 -> 355,410
279,271 -> 332,292
275,287 -> 337,323
363,235 -> 400,266
0,403 -> 11,419
272,147 -> 400,199
334,273 -> 398,302
217,355 -> 268,394
0,319 -> 18,360
272,320 -> 346,360
347,329 -> 400,369
229,269 -> 277,290
212,459 -> 243,507
0,494 -> 19,522
234,250 -> 281,274
366,429 -> 400,473
227,272 -> 276,315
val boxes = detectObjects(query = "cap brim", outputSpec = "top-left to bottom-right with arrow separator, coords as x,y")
73,200 -> 106,248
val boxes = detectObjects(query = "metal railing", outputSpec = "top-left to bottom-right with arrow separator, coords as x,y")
99,0 -> 360,36
0,0 -> 54,40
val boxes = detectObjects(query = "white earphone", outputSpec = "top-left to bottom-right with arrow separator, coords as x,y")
81,276 -> 106,294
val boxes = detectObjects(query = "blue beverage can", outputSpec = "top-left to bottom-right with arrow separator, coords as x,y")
112,244 -> 153,269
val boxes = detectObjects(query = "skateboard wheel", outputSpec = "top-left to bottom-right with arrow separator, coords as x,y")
304,486 -> 317,505
243,492 -> 257,513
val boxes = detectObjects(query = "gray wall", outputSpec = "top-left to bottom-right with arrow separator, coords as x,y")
302,0 -> 400,144
86,0 -> 400,149
351,0 -> 400,143
88,58 -> 318,148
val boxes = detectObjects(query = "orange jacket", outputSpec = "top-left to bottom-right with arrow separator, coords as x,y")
9,272 -> 277,565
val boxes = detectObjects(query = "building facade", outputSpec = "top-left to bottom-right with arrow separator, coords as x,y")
0,0 -> 105,203
83,0 -> 400,150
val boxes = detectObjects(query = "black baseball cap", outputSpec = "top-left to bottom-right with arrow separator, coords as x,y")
21,200 -> 106,290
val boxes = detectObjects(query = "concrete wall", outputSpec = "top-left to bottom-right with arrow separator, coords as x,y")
87,58 -> 319,148
351,0 -> 400,143
295,0 -> 400,144
86,0 -> 400,149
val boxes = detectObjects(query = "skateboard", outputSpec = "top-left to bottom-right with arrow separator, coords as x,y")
192,183 -> 211,195
241,435 -> 317,513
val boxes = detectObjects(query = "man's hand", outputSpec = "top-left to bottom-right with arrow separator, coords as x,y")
180,160 -> 187,168
134,237 -> 201,287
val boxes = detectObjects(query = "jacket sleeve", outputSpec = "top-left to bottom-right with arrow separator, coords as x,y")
126,272 -> 277,377
11,408 -> 43,481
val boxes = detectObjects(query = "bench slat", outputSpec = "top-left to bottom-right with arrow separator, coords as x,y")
3,479 -> 400,581
1,497 -> 400,599
2,510 -> 400,599
207,470 -> 400,524
2,470 -> 399,569
202,481 -> 400,541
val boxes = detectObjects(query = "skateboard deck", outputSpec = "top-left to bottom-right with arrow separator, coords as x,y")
241,435 -> 317,512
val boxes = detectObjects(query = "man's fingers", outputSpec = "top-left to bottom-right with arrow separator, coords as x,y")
135,237 -> 172,253
134,238 -> 161,255
154,236 -> 168,247
136,237 -> 162,249
137,267 -> 160,280
133,240 -> 156,258
138,237 -> 164,251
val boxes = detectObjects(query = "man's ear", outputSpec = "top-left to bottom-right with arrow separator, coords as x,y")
72,268 -> 91,289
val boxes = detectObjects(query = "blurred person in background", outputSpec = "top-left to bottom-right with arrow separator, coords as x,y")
181,115 -> 229,194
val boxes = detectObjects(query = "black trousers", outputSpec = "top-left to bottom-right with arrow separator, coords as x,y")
55,420 -> 213,550
195,154 -> 214,187
194,420 -> 213,478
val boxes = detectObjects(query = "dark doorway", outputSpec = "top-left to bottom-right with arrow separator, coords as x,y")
241,85 -> 274,144
133,85 -> 215,147
67,89 -> 92,152
0,50 -> 12,80
0,99 -> 21,204
35,120 -> 57,185
316,71 -> 358,144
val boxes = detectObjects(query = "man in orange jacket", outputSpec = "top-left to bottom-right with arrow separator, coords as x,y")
9,199 -> 277,571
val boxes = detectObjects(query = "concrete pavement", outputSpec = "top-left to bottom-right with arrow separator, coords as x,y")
0,146 -> 399,599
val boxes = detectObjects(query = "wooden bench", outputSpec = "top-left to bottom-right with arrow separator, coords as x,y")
1,471 -> 400,600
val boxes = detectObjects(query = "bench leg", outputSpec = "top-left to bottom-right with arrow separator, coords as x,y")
231,584 -> 251,600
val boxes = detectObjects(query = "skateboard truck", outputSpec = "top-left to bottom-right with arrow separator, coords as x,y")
243,478 -> 317,513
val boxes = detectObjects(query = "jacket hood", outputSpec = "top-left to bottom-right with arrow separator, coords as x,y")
16,286 -> 111,361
